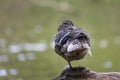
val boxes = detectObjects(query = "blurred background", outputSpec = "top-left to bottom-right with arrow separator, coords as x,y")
0,0 -> 120,80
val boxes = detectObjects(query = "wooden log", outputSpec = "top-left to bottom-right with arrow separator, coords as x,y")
53,66 -> 120,80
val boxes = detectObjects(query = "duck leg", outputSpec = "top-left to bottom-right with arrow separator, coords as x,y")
68,61 -> 72,69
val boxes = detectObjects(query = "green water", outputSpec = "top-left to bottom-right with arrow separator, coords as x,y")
0,0 -> 120,80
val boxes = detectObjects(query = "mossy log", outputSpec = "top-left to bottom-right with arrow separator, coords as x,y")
53,66 -> 120,80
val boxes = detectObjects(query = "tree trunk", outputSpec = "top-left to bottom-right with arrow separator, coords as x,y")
53,66 -> 120,80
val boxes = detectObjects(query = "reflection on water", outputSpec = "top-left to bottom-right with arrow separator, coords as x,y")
23,42 -> 47,52
0,38 -> 48,78
114,36 -> 120,45
17,53 -> 26,61
0,68 -> 18,77
30,0 -> 72,12
7,41 -> 47,53
9,68 -> 18,75
9,44 -> 22,53
17,78 -> 23,80
99,39 -> 108,49
0,38 -> 6,47
0,69 -> 7,77
0,38 -> 7,53
33,25 -> 43,34
4,27 -> 12,36
103,61 -> 113,69
0,55 -> 8,62
27,53 -> 36,60
17,53 -> 36,61
27,25 -> 43,38
59,1 -> 71,11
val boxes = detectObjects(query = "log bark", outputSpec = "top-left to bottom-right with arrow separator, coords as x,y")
53,66 -> 120,80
